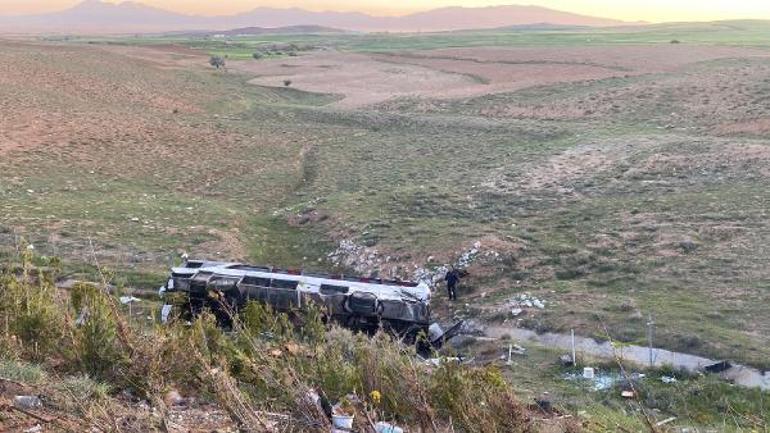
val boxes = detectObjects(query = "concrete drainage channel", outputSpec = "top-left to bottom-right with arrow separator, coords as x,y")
485,326 -> 770,391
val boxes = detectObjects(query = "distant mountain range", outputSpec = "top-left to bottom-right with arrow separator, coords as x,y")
0,0 -> 630,34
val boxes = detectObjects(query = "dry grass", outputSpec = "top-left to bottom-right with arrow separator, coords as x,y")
0,251 -> 564,432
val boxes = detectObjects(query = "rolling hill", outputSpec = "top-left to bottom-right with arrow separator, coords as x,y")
0,0 -> 628,34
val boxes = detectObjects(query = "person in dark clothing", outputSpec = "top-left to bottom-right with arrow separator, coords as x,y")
445,268 -> 460,301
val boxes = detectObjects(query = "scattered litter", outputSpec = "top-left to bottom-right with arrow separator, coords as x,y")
661,376 -> 678,384
583,367 -> 595,379
511,308 -> 523,317
305,389 -> 320,404
704,361 -> 731,374
621,390 -> 636,398
23,425 -> 42,433
656,416 -> 677,427
559,354 -> 575,367
161,304 -> 173,323
428,323 -> 444,341
119,296 -> 141,305
375,422 -> 404,433
332,414 -> 354,430
331,395 -> 356,430
14,395 -> 42,410
564,371 -> 617,391
425,357 -> 462,367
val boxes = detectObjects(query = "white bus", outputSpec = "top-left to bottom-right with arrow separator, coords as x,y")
162,259 -> 455,346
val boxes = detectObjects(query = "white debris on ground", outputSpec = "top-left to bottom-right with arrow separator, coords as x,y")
119,296 -> 141,305
563,371 -> 617,391
425,357 -> 462,367
661,376 -> 678,384
326,239 -> 387,276
458,319 -> 486,336
412,241 -> 501,287
507,293 -> 547,317
327,239 -> 501,288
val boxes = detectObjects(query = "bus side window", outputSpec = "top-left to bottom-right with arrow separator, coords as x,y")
271,279 -> 299,290
320,284 -> 349,295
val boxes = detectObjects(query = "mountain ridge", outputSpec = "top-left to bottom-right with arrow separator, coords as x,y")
0,0 -> 630,33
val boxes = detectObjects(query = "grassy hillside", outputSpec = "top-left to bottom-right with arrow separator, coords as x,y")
2,24 -> 770,373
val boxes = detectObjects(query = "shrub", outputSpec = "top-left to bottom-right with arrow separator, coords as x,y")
0,244 -> 67,361
209,55 -> 226,69
70,283 -> 127,380
430,363 -> 533,433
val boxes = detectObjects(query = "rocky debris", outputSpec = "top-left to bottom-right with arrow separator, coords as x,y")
327,239 -> 499,286
458,319 -> 486,336
507,293 -> 547,314
679,238 -> 699,253
327,239 -> 386,276
412,241 -> 500,287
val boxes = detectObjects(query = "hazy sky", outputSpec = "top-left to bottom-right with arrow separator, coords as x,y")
4,0 -> 770,22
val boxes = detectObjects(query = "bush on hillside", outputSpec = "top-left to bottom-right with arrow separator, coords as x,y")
0,249 -> 542,432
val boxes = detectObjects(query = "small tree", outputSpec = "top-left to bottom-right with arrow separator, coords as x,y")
209,55 -> 226,69
283,79 -> 292,87
252,52 -> 263,60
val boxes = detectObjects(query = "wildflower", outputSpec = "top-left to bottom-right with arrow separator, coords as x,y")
369,390 -> 381,405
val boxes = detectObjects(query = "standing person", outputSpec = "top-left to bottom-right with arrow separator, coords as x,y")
445,267 -> 459,301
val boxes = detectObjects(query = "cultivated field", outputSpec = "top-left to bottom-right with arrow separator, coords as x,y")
2,22 -> 770,381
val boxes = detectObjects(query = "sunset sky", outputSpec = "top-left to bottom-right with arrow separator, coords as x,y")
3,0 -> 770,22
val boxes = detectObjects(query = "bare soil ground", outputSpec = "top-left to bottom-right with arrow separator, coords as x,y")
233,45 -> 770,108
418,45 -> 770,73
237,51 -> 478,108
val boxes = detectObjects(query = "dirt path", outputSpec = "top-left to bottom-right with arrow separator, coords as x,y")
486,325 -> 770,390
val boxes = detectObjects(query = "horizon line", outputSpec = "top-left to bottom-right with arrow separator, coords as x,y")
0,1 -> 645,22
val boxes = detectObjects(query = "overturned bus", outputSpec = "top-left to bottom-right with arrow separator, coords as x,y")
161,259 -> 460,348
